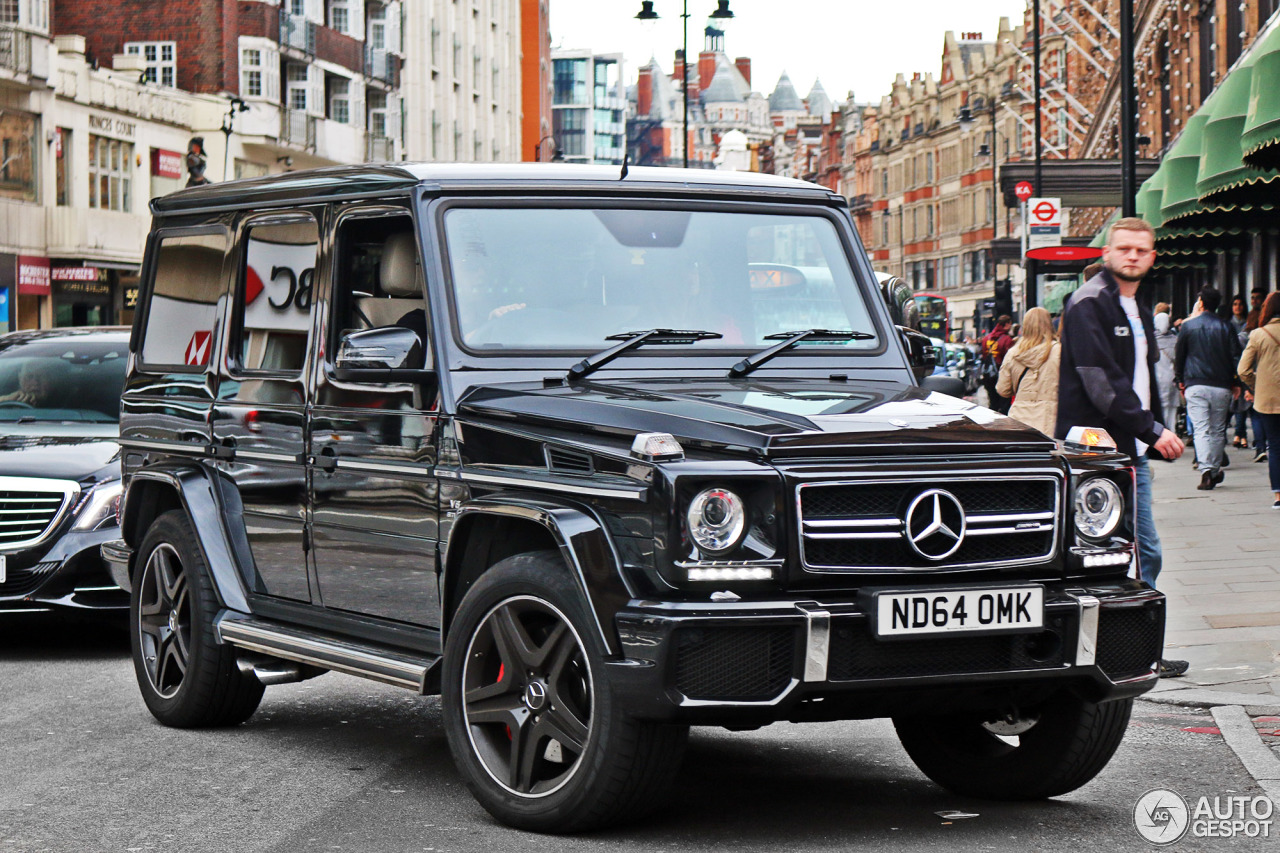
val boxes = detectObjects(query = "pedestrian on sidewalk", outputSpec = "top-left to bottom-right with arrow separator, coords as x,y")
1055,217 -> 1187,678
980,316 -> 1015,415
1246,287 -> 1271,462
1237,291 -> 1280,509
996,306 -> 1059,436
1230,296 -> 1253,448
1153,309 -> 1181,437
1174,287 -> 1242,491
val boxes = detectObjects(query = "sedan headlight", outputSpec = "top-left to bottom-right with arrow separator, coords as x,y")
1074,478 -> 1123,540
72,480 -> 123,531
686,487 -> 746,555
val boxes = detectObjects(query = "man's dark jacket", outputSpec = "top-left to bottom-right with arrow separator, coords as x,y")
1174,311 -> 1242,389
1055,270 -> 1165,459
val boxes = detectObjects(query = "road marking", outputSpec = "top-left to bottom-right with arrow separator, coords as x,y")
1210,705 -> 1280,810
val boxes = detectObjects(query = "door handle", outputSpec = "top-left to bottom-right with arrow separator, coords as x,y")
209,437 -> 236,460
313,447 -> 338,472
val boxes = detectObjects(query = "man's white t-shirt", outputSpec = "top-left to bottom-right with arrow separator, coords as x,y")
1120,294 -> 1150,457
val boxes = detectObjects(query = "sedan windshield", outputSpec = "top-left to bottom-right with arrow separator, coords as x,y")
0,338 -> 128,422
442,206 -> 879,354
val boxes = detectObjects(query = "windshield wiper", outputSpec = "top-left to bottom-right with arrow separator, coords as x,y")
568,329 -> 722,381
728,328 -> 874,378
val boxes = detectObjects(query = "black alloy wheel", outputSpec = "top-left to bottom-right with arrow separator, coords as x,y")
136,541 -> 192,698
442,551 -> 687,832
462,594 -> 593,797
130,510 -> 264,727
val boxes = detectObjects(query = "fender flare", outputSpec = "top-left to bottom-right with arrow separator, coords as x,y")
441,496 -> 633,655
121,464 -> 251,614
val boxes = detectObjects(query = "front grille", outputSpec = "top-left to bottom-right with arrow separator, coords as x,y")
798,475 -> 1060,571
0,561 -> 60,597
827,616 -> 1068,681
0,483 -> 76,549
1096,604 -> 1164,681
672,626 -> 795,701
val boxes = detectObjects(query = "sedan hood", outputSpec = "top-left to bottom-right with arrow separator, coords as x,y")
457,377 -> 1054,458
0,424 -> 120,482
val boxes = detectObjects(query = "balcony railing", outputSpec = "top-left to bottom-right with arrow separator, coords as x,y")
0,26 -> 32,75
365,134 -> 394,161
848,194 -> 872,213
279,13 -> 316,55
365,47 -> 395,84
280,109 -> 316,151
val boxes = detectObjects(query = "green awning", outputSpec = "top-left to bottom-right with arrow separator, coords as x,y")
1243,24 -> 1280,171
1088,210 -> 1119,248
1136,170 -> 1166,227
1158,112 -> 1211,225
1196,59 -> 1260,200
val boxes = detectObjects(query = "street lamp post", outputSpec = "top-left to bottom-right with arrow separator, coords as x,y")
635,0 -> 735,169
221,96 -> 250,181
533,134 -> 559,161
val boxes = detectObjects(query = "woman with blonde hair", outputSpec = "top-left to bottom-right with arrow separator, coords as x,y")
996,307 -> 1060,435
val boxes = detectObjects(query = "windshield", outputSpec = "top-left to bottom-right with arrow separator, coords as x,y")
0,337 -> 128,422
442,206 -> 879,354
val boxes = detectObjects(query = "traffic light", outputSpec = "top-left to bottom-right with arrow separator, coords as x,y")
993,279 -> 1013,318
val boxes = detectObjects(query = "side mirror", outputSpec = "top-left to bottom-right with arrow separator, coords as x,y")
333,326 -> 429,382
920,374 -> 967,398
897,325 -> 937,383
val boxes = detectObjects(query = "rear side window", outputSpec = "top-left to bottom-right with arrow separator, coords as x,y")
140,231 -> 227,369
232,218 -> 319,374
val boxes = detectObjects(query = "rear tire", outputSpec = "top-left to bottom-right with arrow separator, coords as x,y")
893,693 -> 1133,799
130,510 -> 264,727
442,551 -> 687,832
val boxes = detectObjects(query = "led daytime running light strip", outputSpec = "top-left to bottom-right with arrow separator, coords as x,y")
1081,552 -> 1131,568
686,566 -> 775,582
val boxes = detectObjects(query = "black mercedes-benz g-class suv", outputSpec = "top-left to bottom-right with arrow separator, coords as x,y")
106,164 -> 1162,832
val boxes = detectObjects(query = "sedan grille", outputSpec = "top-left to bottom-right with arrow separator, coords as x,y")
798,475 -> 1060,572
0,478 -> 79,551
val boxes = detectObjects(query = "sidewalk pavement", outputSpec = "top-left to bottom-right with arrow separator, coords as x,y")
1142,444 -> 1280,712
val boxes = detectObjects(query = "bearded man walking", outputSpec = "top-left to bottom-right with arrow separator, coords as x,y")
1056,217 -> 1188,678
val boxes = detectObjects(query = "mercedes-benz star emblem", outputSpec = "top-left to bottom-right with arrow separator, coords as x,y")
904,489 -> 966,560
524,680 -> 547,711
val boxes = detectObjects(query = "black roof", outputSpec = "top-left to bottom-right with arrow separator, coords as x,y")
151,163 -> 840,216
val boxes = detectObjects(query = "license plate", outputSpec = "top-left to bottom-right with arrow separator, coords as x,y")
873,587 -> 1043,638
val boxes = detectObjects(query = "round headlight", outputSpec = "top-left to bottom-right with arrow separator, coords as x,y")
1074,478 -> 1123,539
687,488 -> 747,555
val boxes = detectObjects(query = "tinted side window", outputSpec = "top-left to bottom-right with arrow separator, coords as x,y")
140,232 -> 226,369
234,219 -> 319,374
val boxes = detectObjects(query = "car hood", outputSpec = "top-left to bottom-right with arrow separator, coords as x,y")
0,424 -> 120,482
457,377 -> 1054,458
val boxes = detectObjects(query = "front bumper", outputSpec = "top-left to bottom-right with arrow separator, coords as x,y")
609,580 -> 1163,724
0,526 -> 127,612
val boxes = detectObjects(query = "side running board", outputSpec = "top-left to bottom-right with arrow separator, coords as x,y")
215,611 -> 440,693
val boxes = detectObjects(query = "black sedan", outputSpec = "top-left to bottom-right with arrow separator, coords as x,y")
0,328 -> 129,614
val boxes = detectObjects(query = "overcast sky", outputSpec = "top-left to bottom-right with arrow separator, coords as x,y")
548,0 -> 1029,105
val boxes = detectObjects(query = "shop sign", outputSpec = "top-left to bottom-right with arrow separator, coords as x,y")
17,256 -> 50,295
124,284 -> 139,309
52,266 -> 103,282
1027,197 -> 1063,252
55,280 -> 111,297
152,148 -> 183,179
88,114 -> 136,138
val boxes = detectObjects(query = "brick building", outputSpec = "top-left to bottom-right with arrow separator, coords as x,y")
859,24 -> 1025,338
54,0 -> 409,173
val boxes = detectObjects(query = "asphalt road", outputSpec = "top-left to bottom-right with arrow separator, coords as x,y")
1,614 -> 1272,853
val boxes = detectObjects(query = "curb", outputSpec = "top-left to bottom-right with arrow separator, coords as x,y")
1141,689 -> 1280,715
1210,705 -> 1280,810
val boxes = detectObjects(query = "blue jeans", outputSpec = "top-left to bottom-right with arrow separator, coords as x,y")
1134,457 -> 1162,588
1260,412 -> 1280,493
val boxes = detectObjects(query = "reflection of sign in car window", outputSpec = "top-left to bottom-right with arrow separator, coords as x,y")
141,232 -> 226,368
239,221 -> 318,372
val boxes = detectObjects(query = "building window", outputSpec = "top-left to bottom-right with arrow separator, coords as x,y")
369,3 -> 386,49
329,77 -> 350,124
125,41 -> 176,87
242,49 -> 262,96
941,255 -> 960,288
553,57 -> 589,105
368,91 -> 387,136
328,0 -> 349,33
287,64 -> 309,111
289,0 -> 305,14
0,108 -> 36,203
0,1 -> 16,23
88,135 -> 133,212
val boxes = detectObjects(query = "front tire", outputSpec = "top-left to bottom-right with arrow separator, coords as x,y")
441,551 -> 687,832
130,510 -> 264,727
894,693 -> 1133,799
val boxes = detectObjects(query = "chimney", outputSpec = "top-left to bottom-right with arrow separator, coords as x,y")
735,56 -> 751,87
637,64 -> 654,117
673,49 -> 685,89
698,49 -> 716,94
